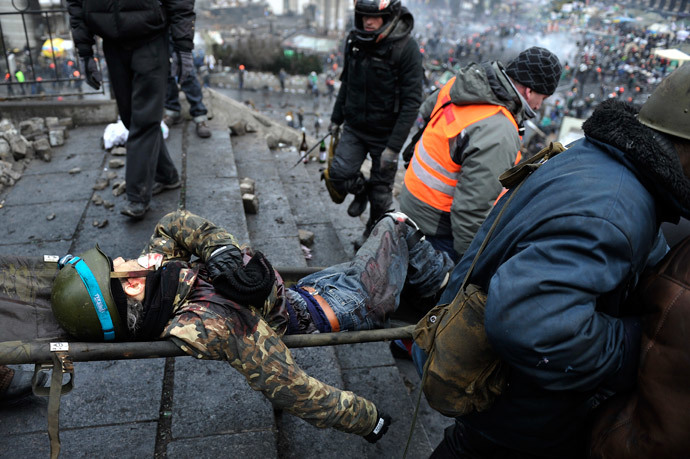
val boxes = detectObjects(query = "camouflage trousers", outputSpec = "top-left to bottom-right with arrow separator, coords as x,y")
297,215 -> 454,331
163,303 -> 377,436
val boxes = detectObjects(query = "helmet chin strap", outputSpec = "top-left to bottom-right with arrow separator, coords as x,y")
375,11 -> 401,43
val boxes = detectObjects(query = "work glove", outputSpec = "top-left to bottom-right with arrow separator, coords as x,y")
379,147 -> 399,177
170,49 -> 194,83
81,56 -> 102,90
363,409 -> 392,444
328,121 -> 341,134
206,245 -> 243,281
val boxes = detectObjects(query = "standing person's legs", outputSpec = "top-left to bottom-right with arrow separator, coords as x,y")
179,69 -> 207,120
164,73 -> 182,120
328,125 -> 369,208
366,135 -> 394,229
114,33 -> 177,215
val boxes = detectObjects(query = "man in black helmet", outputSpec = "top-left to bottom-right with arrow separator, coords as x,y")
324,0 -> 423,248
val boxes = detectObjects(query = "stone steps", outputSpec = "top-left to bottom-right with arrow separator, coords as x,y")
230,130 -> 447,458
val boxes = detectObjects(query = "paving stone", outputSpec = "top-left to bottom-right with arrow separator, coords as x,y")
171,358 -> 274,437
0,200 -> 85,244
168,431 -> 277,458
248,235 -> 305,267
335,342 -> 397,370
0,239 -> 71,257
22,124 -> 105,175
3,423 -> 158,459
59,359 -> 164,428
185,178 -> 249,245
5,169 -> 101,205
185,125 -> 237,179
342,365 -> 434,459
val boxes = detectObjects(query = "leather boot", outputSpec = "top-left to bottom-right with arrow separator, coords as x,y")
347,191 -> 368,217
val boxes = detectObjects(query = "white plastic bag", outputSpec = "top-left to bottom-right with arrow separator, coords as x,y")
102,120 -> 128,150
103,120 -> 169,150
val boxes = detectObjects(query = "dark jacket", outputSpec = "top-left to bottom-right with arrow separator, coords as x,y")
330,7 -> 422,153
440,100 -> 690,456
67,0 -> 195,57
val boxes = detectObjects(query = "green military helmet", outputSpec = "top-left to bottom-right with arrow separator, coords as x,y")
51,245 -> 127,341
638,64 -> 690,140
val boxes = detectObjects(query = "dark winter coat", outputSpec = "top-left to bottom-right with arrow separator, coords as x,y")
330,7 -> 423,153
67,0 -> 195,57
439,99 -> 690,457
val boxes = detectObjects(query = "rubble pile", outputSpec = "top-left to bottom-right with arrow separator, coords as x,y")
0,117 -> 72,193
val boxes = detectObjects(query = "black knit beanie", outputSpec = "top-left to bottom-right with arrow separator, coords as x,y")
505,47 -> 562,96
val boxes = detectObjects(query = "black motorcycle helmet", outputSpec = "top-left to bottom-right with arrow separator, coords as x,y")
353,0 -> 402,43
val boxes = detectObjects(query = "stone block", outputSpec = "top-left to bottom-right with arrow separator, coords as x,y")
19,118 -> 44,139
240,177 -> 255,194
242,192 -> 259,214
111,146 -> 127,156
265,133 -> 279,149
32,137 -> 52,162
108,158 -> 125,168
0,138 -> 11,162
7,132 -> 32,160
45,116 -> 60,128
59,117 -> 74,128
298,228 -> 314,246
49,128 -> 65,147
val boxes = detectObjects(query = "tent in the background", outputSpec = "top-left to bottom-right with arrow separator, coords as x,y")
653,48 -> 690,66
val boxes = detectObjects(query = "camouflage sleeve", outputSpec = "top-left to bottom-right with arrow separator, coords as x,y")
162,303 -> 378,436
142,210 -> 241,263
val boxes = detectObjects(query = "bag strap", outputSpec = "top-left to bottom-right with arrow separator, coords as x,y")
404,141 -> 567,458
458,141 -> 566,293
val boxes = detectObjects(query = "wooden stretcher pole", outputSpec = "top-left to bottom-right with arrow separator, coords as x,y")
0,325 -> 415,365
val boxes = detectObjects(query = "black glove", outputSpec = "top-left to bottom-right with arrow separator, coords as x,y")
213,251 -> 276,307
171,49 -> 194,83
206,245 -> 243,281
363,409 -> 391,443
81,56 -> 102,90
379,147 -> 399,173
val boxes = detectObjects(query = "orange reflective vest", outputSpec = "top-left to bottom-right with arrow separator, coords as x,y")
404,77 -> 521,212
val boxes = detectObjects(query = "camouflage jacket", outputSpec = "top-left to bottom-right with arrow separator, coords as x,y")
143,210 -> 377,435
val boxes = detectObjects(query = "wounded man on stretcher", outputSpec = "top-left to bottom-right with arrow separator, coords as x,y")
2,210 -> 453,442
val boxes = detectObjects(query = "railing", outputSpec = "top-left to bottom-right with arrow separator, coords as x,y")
0,0 -> 107,100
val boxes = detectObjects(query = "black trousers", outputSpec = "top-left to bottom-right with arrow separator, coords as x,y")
330,124 -> 394,225
103,32 -> 179,204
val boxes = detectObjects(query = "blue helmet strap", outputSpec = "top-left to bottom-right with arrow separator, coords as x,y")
68,257 -> 116,341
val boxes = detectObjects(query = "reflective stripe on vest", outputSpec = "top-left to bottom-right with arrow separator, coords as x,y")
404,77 -> 519,212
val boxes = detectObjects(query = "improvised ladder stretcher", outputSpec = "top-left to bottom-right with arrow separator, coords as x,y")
0,257 -> 416,458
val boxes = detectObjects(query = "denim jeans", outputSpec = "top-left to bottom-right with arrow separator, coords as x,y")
426,235 -> 461,263
165,70 -> 208,120
165,38 -> 207,121
297,216 -> 454,331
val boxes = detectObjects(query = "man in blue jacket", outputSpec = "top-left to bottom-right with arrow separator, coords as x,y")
415,65 -> 690,457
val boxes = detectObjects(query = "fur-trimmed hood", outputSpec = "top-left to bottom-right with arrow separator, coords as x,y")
583,99 -> 690,221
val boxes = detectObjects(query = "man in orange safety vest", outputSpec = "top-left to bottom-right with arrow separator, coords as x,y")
399,47 -> 562,261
